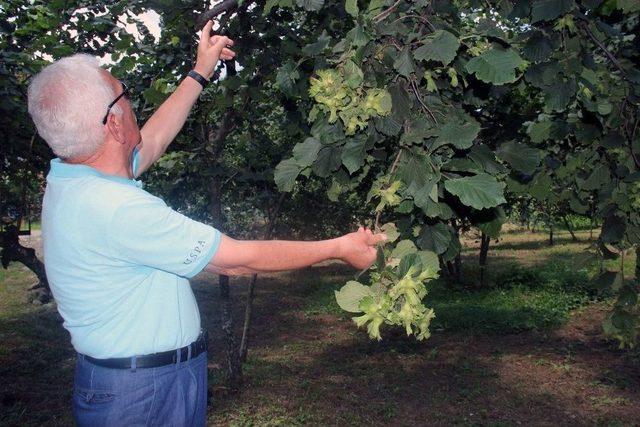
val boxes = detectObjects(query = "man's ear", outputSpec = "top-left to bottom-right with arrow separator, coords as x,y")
105,113 -> 126,145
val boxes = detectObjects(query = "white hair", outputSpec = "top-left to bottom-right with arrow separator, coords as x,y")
27,54 -> 122,159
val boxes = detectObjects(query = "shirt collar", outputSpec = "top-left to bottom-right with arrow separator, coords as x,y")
47,158 -> 143,188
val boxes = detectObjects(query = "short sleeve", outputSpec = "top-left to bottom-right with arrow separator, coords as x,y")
107,193 -> 221,278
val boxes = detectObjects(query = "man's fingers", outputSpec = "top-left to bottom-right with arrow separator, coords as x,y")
210,36 -> 234,48
368,233 -> 387,245
200,20 -> 214,45
220,47 -> 236,58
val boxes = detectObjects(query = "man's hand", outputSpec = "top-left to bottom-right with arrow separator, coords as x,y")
194,20 -> 236,80
337,227 -> 387,270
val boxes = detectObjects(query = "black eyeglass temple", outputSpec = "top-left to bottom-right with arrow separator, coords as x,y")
102,83 -> 129,125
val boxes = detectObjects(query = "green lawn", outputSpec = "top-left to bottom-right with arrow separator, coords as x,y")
1,229 -> 638,426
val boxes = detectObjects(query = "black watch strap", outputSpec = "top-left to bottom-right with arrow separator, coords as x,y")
187,70 -> 209,89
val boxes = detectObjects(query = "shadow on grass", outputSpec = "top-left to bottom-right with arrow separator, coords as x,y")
483,236 -> 593,252
0,307 -> 75,426
206,318 -> 637,425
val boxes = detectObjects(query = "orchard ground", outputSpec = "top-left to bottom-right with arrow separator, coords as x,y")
1,229 -> 639,426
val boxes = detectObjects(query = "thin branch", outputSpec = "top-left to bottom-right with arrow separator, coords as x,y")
391,13 -> 430,26
578,20 -> 627,80
622,105 -> 640,169
374,149 -> 404,231
409,78 -> 438,124
373,0 -> 403,23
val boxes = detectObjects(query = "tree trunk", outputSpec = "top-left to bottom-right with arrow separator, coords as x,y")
219,274 -> 242,390
635,246 -> 640,283
204,59 -> 244,391
1,225 -> 51,302
447,219 -> 462,285
478,232 -> 490,288
562,216 -> 578,241
209,172 -> 242,390
239,273 -> 257,363
548,216 -> 554,246
454,253 -> 463,284
238,194 -> 285,363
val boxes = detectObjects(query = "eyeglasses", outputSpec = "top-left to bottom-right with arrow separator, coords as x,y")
102,82 -> 130,125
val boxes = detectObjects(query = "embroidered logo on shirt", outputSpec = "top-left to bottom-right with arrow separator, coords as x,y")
184,240 -> 206,265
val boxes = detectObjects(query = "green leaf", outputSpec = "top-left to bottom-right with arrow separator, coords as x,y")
543,80 -> 577,112
292,137 -> 322,167
444,174 -> 507,210
312,146 -> 343,177
617,285 -> 638,307
343,60 -> 364,89
497,141 -> 542,175
531,0 -> 575,22
523,32 -> 554,63
296,0 -> 325,11
345,0 -> 359,17
414,30 -> 460,66
582,164 -> 610,190
612,310 -> 636,330
391,239 -> 418,259
381,222 -> 400,243
432,117 -> 481,151
527,120 -> 552,143
417,250 -> 440,272
476,207 -> 506,238
601,213 -> 626,243
590,271 -> 621,293
617,0 -> 640,12
349,24 -> 370,48
302,31 -> 331,56
529,173 -> 552,201
374,115 -> 403,136
335,281 -> 373,313
274,159 -> 303,192
399,252 -> 421,277
469,144 -> 506,175
393,48 -> 416,77
341,136 -> 367,174
264,0 -> 280,14
417,223 -> 451,255
441,236 -> 462,262
276,61 -> 300,97
465,48 -> 524,85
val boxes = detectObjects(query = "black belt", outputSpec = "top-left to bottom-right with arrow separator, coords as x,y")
82,330 -> 208,369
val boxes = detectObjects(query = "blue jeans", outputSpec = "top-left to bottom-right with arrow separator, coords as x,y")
72,351 -> 208,426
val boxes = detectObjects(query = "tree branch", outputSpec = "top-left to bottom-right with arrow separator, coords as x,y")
578,20 -> 627,80
197,0 -> 240,28
409,78 -> 438,124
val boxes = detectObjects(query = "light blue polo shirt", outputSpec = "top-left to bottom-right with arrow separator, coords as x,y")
41,157 -> 221,359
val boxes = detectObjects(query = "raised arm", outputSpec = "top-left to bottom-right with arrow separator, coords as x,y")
205,227 -> 387,276
136,20 -> 235,175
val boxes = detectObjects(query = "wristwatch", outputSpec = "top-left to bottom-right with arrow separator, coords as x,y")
187,70 -> 209,89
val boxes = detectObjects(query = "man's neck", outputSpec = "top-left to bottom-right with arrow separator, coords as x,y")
66,144 -> 133,179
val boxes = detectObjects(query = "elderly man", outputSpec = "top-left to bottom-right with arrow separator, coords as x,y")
27,21 -> 385,427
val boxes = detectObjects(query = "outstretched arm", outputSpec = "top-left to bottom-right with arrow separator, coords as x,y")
136,20 -> 235,176
205,227 -> 387,276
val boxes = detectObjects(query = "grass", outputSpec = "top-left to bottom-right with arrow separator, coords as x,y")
0,265 -> 75,426
2,228 -> 639,426
300,261 -> 596,334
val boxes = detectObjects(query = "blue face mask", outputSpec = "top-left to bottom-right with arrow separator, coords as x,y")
130,145 -> 140,179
